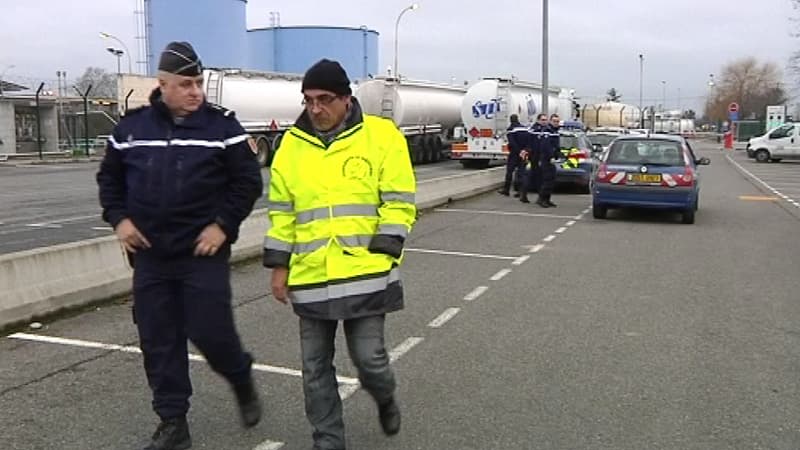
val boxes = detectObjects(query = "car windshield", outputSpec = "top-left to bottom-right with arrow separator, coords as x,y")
588,134 -> 617,146
606,140 -> 685,165
559,135 -> 580,149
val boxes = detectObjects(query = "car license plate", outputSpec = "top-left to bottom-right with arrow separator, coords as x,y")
627,174 -> 662,183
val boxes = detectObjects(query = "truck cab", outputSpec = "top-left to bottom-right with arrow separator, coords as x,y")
747,123 -> 799,163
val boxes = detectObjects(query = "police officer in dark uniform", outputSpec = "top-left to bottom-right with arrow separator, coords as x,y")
536,113 -> 561,208
519,114 -> 548,203
97,42 -> 264,450
498,114 -> 528,197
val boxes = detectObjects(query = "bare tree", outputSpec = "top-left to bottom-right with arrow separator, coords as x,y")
74,67 -> 117,99
704,57 -> 787,122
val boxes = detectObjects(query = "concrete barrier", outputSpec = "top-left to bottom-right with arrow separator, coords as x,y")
0,167 -> 503,330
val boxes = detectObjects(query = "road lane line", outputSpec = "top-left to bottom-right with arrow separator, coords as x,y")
566,220 -> 576,226
428,308 -> 461,328
529,244 -> 545,253
543,235 -> 556,242
433,208 -> 576,219
27,223 -> 62,229
555,227 -> 567,233
7,333 -> 359,384
50,214 -> 102,224
726,154 -> 800,209
464,286 -> 489,301
253,440 -> 285,450
91,226 -> 114,231
490,268 -> 512,281
405,248 -> 517,260
512,255 -> 530,265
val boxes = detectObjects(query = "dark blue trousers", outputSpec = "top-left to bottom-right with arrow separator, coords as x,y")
538,162 -> 556,200
133,247 -> 252,419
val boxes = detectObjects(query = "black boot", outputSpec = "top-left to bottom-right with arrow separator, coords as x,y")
535,198 -> 550,208
497,189 -> 510,196
513,192 -> 521,198
144,417 -> 191,450
233,378 -> 262,428
378,398 -> 401,436
546,200 -> 557,207
519,195 -> 530,203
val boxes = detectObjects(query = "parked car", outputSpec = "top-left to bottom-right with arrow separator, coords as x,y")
746,123 -> 797,162
554,131 -> 599,194
591,134 -> 710,224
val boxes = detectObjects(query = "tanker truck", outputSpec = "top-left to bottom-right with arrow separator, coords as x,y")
451,78 -> 576,169
354,77 -> 466,164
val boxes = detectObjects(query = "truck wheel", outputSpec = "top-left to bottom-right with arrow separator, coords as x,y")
754,149 -> 770,163
255,136 -> 271,167
432,136 -> 443,162
411,136 -> 425,164
423,136 -> 437,163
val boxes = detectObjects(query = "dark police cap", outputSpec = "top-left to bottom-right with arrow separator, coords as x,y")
158,41 -> 203,76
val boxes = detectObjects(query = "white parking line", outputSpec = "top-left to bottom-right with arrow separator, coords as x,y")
8,333 -> 359,384
464,286 -> 489,301
543,235 -> 556,242
428,308 -> 461,328
566,220 -> 576,226
555,227 -> 567,234
91,226 -> 114,231
405,248 -> 518,261
727,154 -> 800,209
27,223 -> 62,229
512,255 -> 530,265
528,244 -> 545,253
434,208 -> 576,219
490,269 -> 512,281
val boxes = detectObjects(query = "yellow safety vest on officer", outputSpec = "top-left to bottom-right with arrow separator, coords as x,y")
263,98 -> 416,320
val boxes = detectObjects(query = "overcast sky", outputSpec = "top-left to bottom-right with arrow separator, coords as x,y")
1,0 -> 797,111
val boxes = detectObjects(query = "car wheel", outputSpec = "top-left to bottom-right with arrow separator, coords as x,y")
592,203 -> 607,219
681,208 -> 695,224
579,182 -> 591,194
755,149 -> 771,163
694,196 -> 699,211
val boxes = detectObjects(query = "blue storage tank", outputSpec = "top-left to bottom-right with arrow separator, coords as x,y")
248,26 -> 379,80
145,0 -> 247,74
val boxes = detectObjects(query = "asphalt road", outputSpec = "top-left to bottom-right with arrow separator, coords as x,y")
2,141 -> 800,449
0,160 -> 474,255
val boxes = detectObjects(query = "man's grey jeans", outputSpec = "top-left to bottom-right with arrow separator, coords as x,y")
300,314 -> 396,450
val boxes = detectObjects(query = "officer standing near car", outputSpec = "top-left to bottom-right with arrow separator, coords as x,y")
520,114 -> 548,203
498,114 -> 528,197
97,41 -> 264,450
536,113 -> 561,208
263,59 -> 416,450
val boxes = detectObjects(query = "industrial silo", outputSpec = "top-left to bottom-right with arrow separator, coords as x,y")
145,0 -> 247,74
248,26 -> 379,80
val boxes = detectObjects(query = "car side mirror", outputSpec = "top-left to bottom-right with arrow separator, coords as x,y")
696,157 -> 711,166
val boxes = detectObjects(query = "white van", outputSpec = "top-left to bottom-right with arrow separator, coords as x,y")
746,123 -> 799,163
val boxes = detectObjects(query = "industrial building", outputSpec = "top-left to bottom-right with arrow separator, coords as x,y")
142,0 -> 379,78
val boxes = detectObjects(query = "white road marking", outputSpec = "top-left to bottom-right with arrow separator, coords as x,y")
566,220 -> 577,226
583,208 -> 592,214
555,227 -> 567,234
490,268 -> 512,281
27,223 -> 62,229
512,255 -> 530,265
726,154 -> 800,209
434,208 -> 576,219
91,226 -> 114,231
50,214 -> 102,224
543,235 -> 556,242
405,248 -> 517,260
340,337 -> 423,400
464,286 -> 489,301
253,440 -> 285,450
8,333 -> 358,384
428,308 -> 461,328
528,244 -> 545,254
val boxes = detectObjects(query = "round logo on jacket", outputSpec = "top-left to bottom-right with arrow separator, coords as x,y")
342,156 -> 373,179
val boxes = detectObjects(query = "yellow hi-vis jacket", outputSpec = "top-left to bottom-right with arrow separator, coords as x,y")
263,100 -> 417,320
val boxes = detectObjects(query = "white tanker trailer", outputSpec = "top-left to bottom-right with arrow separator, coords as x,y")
354,77 -> 466,164
451,78 -> 576,169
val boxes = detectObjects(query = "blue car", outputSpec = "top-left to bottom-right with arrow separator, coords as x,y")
554,132 -> 597,194
591,134 -> 711,224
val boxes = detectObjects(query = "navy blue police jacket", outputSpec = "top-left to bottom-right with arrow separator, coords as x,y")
539,124 -> 561,164
506,121 -> 528,159
97,89 -> 263,259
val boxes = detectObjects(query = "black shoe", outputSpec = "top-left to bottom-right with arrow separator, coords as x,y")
519,196 -> 530,203
497,189 -> 510,196
513,192 -> 521,198
233,378 -> 262,428
546,200 -> 557,207
535,199 -> 550,208
378,398 -> 401,436
144,417 -> 191,450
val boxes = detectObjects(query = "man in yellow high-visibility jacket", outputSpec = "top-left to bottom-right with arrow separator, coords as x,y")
263,59 -> 416,450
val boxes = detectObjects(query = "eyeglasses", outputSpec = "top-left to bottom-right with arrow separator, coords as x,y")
301,94 -> 340,108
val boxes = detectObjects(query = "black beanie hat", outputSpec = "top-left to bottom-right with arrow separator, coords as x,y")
158,41 -> 203,76
301,59 -> 352,96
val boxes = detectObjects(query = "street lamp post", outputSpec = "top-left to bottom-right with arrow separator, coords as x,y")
638,54 -> 644,128
100,32 -> 132,73
0,64 -> 15,96
107,47 -> 124,76
393,3 -> 419,81
542,0 -> 549,115
661,80 -> 666,112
